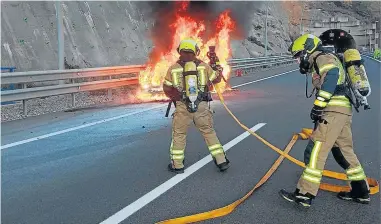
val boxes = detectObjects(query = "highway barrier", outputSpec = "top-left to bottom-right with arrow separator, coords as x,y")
228,54 -> 294,72
0,65 -> 145,115
0,55 -> 295,117
155,83 -> 379,224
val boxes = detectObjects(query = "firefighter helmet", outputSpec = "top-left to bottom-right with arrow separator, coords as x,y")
177,38 -> 200,56
289,34 -> 322,57
289,34 -> 322,74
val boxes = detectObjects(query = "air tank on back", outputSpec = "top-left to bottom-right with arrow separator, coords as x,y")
318,29 -> 370,97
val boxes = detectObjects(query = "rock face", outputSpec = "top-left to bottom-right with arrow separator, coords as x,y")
1,1 -> 153,71
1,1 -> 377,71
283,1 -> 380,41
310,1 -> 380,21
243,2 -> 293,56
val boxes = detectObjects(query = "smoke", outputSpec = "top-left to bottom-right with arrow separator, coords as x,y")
136,1 -> 180,64
136,1 -> 263,64
206,1 -> 264,38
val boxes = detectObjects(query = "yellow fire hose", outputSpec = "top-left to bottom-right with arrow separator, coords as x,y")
156,87 -> 379,224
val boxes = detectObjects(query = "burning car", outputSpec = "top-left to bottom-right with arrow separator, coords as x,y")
136,1 -> 236,102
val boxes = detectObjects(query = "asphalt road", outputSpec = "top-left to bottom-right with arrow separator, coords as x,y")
1,58 -> 380,224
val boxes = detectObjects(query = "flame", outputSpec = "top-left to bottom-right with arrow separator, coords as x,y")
135,89 -> 170,102
137,3 -> 236,101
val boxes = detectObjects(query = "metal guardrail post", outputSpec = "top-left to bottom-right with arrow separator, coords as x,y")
71,78 -> 75,107
108,75 -> 112,100
22,83 -> 27,116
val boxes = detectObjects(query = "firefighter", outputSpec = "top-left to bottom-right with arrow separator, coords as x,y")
163,38 -> 230,173
279,34 -> 370,207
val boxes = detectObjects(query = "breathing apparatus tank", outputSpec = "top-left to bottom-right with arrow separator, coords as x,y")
343,49 -> 371,97
183,61 -> 200,113
318,29 -> 371,111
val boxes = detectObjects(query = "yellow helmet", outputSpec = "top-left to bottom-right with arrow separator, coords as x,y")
177,38 -> 200,55
289,34 -> 322,57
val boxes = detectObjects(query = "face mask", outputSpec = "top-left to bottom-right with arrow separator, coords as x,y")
298,53 -> 311,74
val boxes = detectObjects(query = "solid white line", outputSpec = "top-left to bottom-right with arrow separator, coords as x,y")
231,69 -> 298,89
0,104 -> 166,150
99,123 -> 266,224
362,54 -> 381,63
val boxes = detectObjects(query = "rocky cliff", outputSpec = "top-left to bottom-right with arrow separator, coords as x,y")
1,1 -> 378,72
284,1 -> 380,41
1,1 -> 293,72
1,1 -> 154,71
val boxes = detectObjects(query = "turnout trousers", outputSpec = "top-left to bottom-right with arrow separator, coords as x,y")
169,101 -> 227,169
297,111 -> 369,197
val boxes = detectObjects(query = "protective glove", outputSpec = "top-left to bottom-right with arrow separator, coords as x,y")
310,104 -> 324,122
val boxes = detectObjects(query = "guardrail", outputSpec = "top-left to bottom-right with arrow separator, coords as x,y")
0,65 -> 145,85
228,54 -> 295,71
1,65 -> 145,115
1,55 -> 295,117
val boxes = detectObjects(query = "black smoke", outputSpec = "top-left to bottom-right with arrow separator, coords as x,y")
136,1 -> 263,64
142,1 -> 262,36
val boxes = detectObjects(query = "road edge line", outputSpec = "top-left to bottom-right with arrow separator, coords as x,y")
231,69 -> 298,89
362,54 -> 381,63
0,104 -> 166,150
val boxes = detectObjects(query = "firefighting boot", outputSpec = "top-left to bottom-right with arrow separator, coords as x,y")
279,189 -> 314,208
168,159 -> 185,174
216,159 -> 230,172
213,153 -> 230,172
337,180 -> 370,204
168,163 -> 184,174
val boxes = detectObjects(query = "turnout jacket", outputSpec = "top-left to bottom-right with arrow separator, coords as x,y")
309,51 -> 352,115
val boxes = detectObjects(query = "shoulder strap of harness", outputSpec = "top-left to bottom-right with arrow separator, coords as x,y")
176,60 -> 185,69
312,52 -> 327,75
176,59 -> 202,69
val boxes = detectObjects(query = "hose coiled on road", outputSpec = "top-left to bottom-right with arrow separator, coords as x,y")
156,85 -> 379,224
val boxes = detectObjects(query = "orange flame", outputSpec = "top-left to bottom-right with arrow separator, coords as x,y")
137,4 -> 236,101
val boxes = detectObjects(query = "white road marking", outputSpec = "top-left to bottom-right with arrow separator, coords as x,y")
362,54 -> 381,63
99,123 -> 266,224
0,104 -> 166,150
231,69 -> 298,88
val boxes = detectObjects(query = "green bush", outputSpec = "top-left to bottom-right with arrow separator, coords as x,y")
373,48 -> 381,59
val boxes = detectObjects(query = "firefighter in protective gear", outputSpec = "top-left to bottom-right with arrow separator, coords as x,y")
279,34 -> 370,207
163,38 -> 230,173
